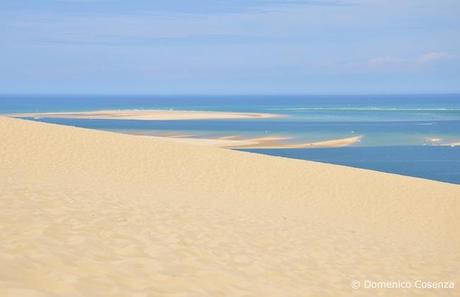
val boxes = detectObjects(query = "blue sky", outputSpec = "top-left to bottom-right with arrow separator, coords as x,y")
1,0 -> 459,94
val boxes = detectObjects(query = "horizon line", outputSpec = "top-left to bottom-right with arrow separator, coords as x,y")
1,92 -> 460,97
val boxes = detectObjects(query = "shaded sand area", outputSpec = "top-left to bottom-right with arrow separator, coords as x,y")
127,134 -> 363,149
1,116 -> 460,296
11,109 -> 281,121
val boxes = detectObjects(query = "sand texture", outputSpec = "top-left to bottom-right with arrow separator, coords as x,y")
1,116 -> 460,297
10,109 -> 281,121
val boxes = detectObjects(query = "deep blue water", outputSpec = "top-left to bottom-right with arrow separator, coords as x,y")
1,94 -> 460,184
243,146 -> 460,185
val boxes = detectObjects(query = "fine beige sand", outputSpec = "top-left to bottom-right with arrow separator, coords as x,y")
1,116 -> 460,297
10,109 -> 281,121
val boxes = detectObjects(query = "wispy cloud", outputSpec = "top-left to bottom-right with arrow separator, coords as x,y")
2,0 -> 356,47
1,0 -> 460,94
417,51 -> 451,64
3,0 -> 353,15
368,56 -> 406,67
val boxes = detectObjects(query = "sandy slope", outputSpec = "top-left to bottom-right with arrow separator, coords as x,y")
1,116 -> 459,297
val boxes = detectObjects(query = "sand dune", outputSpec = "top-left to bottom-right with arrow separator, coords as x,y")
10,109 -> 281,121
1,117 -> 460,297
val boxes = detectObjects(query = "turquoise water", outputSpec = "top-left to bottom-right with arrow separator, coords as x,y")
1,94 -> 460,184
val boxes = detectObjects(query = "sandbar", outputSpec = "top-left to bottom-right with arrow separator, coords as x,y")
11,109 -> 282,121
137,134 -> 363,149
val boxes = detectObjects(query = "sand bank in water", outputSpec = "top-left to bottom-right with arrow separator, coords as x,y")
133,134 -> 363,149
1,117 -> 460,297
425,137 -> 460,147
11,109 -> 282,121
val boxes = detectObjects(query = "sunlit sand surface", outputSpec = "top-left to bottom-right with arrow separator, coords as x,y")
1,117 -> 459,296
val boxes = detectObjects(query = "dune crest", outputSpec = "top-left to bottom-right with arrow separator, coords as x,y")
1,117 -> 459,297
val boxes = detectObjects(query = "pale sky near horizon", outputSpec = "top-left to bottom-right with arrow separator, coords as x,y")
0,0 -> 459,94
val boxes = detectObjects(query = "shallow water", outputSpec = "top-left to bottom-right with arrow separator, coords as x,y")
1,94 -> 460,183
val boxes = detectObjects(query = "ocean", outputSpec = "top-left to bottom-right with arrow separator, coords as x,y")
1,94 -> 460,184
